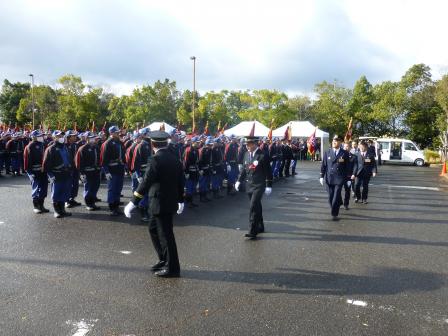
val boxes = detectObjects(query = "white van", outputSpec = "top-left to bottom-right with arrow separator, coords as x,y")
375,138 -> 425,166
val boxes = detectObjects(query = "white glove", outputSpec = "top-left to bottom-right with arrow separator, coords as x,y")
80,174 -> 87,183
48,176 -> 56,183
177,202 -> 184,215
346,180 -> 352,187
199,170 -> 204,176
185,173 -> 190,179
265,187 -> 272,196
28,174 -> 35,182
235,181 -> 240,191
372,172 -> 377,177
124,201 -> 137,218
227,165 -> 231,173
238,164 -> 243,171
319,177 -> 324,185
137,177 -> 143,184
105,173 -> 112,181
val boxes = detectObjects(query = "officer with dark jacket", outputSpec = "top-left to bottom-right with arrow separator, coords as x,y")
183,137 -> 200,208
235,135 -> 273,239
282,140 -> 293,177
320,135 -> 350,220
211,138 -> 224,199
23,130 -> 49,214
224,135 -> 239,195
75,132 -> 101,211
131,128 -> 152,222
0,132 -> 8,177
198,138 -> 213,202
124,131 -> 185,278
42,130 -> 73,218
6,133 -> 21,176
100,126 -> 126,216
65,130 -> 82,208
342,142 -> 357,210
354,141 -> 378,203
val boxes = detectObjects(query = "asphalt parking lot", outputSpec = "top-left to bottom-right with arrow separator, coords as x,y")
0,162 -> 447,335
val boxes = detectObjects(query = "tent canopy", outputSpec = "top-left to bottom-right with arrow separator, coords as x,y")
224,121 -> 269,137
273,121 -> 329,138
146,122 -> 175,134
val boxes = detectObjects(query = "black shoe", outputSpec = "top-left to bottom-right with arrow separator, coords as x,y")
155,269 -> 180,278
332,216 -> 339,221
86,204 -> 101,211
354,199 -> 359,203
140,207 -> 149,222
362,200 -> 368,204
33,200 -> 42,214
244,233 -> 257,240
53,202 -> 63,218
39,200 -> 50,213
70,199 -> 81,207
94,197 -> 101,202
65,202 -> 74,208
151,260 -> 166,272
344,205 -> 349,210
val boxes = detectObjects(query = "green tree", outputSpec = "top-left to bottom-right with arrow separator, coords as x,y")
347,76 -> 374,135
0,80 -> 30,125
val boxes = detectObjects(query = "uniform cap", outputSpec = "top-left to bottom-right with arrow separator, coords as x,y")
52,130 -> 64,137
108,125 -> 120,134
138,127 -> 149,136
205,139 -> 213,145
30,130 -> 43,137
149,130 -> 170,142
66,130 -> 78,137
333,134 -> 342,141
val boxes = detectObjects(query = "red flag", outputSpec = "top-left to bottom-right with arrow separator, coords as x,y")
220,123 -> 227,135
284,123 -> 292,141
344,117 -> 353,142
102,121 -> 107,132
215,121 -> 221,137
267,118 -> 274,141
307,127 -> 317,154
74,122 -> 78,131
203,121 -> 209,135
249,122 -> 255,137
91,121 -> 96,132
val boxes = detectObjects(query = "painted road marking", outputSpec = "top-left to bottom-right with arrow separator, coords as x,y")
347,299 -> 368,307
119,250 -> 132,255
66,319 -> 98,336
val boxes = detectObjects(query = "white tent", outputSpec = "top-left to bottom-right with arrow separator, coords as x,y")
224,120 -> 269,137
146,122 -> 176,134
273,121 -> 330,155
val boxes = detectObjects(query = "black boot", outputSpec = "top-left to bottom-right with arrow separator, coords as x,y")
39,199 -> 50,213
109,202 -> 123,216
140,207 -> 149,222
60,202 -> 72,216
53,202 -> 63,218
199,192 -> 209,203
85,198 -> 100,211
33,199 -> 42,214
213,190 -> 223,199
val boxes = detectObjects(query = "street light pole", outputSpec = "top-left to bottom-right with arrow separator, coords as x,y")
190,56 -> 196,132
29,74 -> 35,129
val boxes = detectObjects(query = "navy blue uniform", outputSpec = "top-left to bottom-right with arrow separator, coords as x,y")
6,139 -> 21,174
75,143 -> 101,207
320,148 -> 350,217
24,140 -> 48,210
131,139 -> 152,208
354,151 -> 377,202
198,146 -> 212,198
100,138 -> 125,210
224,142 -> 239,191
343,151 -> 358,208
66,142 -> 80,202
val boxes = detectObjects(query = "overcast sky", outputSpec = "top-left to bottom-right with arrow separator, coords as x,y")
1,0 -> 447,95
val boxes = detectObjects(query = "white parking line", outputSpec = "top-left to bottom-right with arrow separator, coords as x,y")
373,184 -> 440,191
66,319 -> 98,336
119,250 -> 132,255
346,299 -> 368,307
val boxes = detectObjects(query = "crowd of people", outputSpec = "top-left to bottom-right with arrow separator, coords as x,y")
0,126 -> 306,219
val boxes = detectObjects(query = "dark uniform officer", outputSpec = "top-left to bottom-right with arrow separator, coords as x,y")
23,130 -> 49,213
0,132 -> 8,177
354,141 -> 378,204
282,140 -> 293,177
6,133 -> 21,176
342,142 -> 358,210
124,131 -> 185,278
198,138 -> 213,202
75,132 -> 101,210
320,135 -> 350,220
100,126 -> 125,216
66,130 -> 82,208
211,138 -> 224,199
131,128 -> 152,222
236,135 -> 273,239
183,136 -> 200,208
42,130 -> 73,218
224,135 -> 239,195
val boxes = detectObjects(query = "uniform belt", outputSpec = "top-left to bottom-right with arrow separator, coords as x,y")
32,164 -> 41,168
228,160 -> 236,163
188,167 -> 198,171
214,164 -> 221,167
31,168 -> 41,172
9,151 -> 17,154
84,167 -> 95,171
109,162 -> 119,166
54,164 -> 64,169
140,164 -> 147,168
201,165 -> 209,169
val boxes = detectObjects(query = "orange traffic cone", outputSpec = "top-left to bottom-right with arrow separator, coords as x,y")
440,161 -> 447,176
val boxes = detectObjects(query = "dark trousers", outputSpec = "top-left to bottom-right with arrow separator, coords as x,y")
83,172 -> 101,204
279,160 -> 285,177
283,159 -> 291,177
70,170 -> 80,200
355,174 -> 371,200
149,212 -> 180,273
247,188 -> 264,234
30,172 -> 48,200
343,182 -> 351,207
327,183 -> 343,217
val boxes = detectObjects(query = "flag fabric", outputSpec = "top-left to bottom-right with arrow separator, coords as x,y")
344,117 -> 353,142
101,121 -> 107,132
248,122 -> 255,137
284,123 -> 292,141
203,121 -> 209,135
268,118 -> 275,141
220,123 -> 227,135
307,127 -> 317,154
159,122 -> 165,131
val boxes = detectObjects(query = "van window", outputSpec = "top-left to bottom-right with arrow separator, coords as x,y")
378,142 -> 389,150
404,142 -> 417,151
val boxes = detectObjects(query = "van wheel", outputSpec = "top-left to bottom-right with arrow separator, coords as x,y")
415,159 -> 424,167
